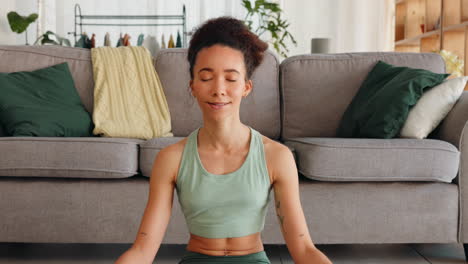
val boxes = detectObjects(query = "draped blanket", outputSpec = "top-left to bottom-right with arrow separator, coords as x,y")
91,46 -> 173,139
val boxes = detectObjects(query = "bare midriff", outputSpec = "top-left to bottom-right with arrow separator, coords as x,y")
186,232 -> 264,256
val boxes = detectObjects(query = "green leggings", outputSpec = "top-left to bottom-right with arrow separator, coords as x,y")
178,250 -> 271,264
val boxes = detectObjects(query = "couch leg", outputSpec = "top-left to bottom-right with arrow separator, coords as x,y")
464,244 -> 468,261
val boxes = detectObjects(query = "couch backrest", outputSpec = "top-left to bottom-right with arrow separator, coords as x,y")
154,49 -> 280,138
0,45 -> 95,113
0,46 -> 94,137
0,46 -> 281,138
279,52 -> 446,139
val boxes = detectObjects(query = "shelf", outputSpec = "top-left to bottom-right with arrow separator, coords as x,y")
395,0 -> 468,86
463,0 -> 468,21
442,20 -> 468,32
395,29 -> 441,45
396,21 -> 468,42
443,31 -> 465,58
395,1 -> 406,41
405,0 -> 426,39
394,45 -> 420,52
426,0 -> 442,32
443,0 -> 462,27
395,21 -> 468,46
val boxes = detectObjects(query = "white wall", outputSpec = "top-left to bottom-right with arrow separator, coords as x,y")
1,0 -> 246,47
281,0 -> 334,55
0,0 -> 394,57
281,0 -> 394,56
44,0 -> 245,47
0,1 -> 16,45
1,0 -> 38,45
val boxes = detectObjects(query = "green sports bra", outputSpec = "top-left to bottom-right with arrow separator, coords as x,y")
175,126 -> 273,238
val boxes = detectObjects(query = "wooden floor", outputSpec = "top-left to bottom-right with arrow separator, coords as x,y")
0,243 -> 467,263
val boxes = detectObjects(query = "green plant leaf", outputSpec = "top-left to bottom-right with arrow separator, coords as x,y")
279,41 -> 287,49
7,12 -> 38,34
254,0 -> 264,11
245,20 -> 253,30
42,38 -> 58,45
264,3 -> 279,11
271,4 -> 281,12
34,30 -> 72,46
242,0 -> 297,57
242,0 -> 253,12
40,32 -> 58,45
61,38 -> 71,46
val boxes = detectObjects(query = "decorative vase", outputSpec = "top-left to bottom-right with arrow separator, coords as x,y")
311,38 -> 330,53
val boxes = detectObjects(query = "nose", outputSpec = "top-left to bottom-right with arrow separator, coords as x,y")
211,77 -> 227,96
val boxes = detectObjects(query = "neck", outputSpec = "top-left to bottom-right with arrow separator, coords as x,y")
199,122 -> 250,152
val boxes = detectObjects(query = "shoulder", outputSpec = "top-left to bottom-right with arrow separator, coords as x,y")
160,137 -> 188,156
152,136 -> 189,183
260,135 -> 296,184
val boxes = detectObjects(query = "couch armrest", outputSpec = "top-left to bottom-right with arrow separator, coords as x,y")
458,116 -> 468,244
438,92 -> 468,242
435,91 -> 468,148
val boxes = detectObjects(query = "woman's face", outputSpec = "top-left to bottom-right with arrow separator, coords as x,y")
190,44 -> 252,120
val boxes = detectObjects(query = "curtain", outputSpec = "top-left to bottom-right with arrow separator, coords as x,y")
37,0 -> 56,40
280,0 -> 394,56
6,0 -> 394,55
49,0 -> 246,48
333,0 -> 394,53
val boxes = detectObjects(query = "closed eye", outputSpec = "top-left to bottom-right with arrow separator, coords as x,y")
200,78 -> 236,82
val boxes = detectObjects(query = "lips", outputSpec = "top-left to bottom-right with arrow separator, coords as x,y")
207,102 -> 230,109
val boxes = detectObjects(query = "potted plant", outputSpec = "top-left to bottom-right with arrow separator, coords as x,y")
34,31 -> 71,46
7,11 -> 38,45
242,0 -> 297,58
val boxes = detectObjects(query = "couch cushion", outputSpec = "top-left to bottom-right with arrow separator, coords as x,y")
280,52 -> 446,139
0,137 -> 143,179
0,46 -> 94,114
400,77 -> 468,139
139,136 -> 185,177
0,62 -> 94,137
337,60 -> 449,138
283,138 -> 459,183
0,177 -> 458,244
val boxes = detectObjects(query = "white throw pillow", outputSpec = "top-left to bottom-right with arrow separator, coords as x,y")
399,76 -> 468,139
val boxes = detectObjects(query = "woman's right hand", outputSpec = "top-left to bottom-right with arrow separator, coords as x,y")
114,246 -> 152,264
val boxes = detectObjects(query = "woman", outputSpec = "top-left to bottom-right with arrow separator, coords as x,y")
115,17 -> 332,264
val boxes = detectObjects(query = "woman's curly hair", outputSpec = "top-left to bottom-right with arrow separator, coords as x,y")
187,16 -> 268,80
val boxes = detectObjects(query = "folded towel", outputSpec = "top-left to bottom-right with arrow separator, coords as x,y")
176,31 -> 182,48
104,32 -> 111,46
168,34 -> 175,48
91,46 -> 173,139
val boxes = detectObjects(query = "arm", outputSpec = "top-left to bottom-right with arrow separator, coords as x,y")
272,143 -> 333,264
115,146 -> 177,264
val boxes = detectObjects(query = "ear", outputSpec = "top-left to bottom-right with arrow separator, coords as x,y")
189,79 -> 194,94
244,80 -> 253,97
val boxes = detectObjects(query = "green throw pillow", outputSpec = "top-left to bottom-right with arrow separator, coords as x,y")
337,60 -> 449,138
0,62 -> 94,137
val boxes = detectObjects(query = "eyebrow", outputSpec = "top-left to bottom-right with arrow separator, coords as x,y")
198,68 -> 240,74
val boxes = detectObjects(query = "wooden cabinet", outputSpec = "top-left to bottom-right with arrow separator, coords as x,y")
395,0 -> 468,82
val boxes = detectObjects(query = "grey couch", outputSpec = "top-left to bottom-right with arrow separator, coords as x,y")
1,45 -> 467,260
